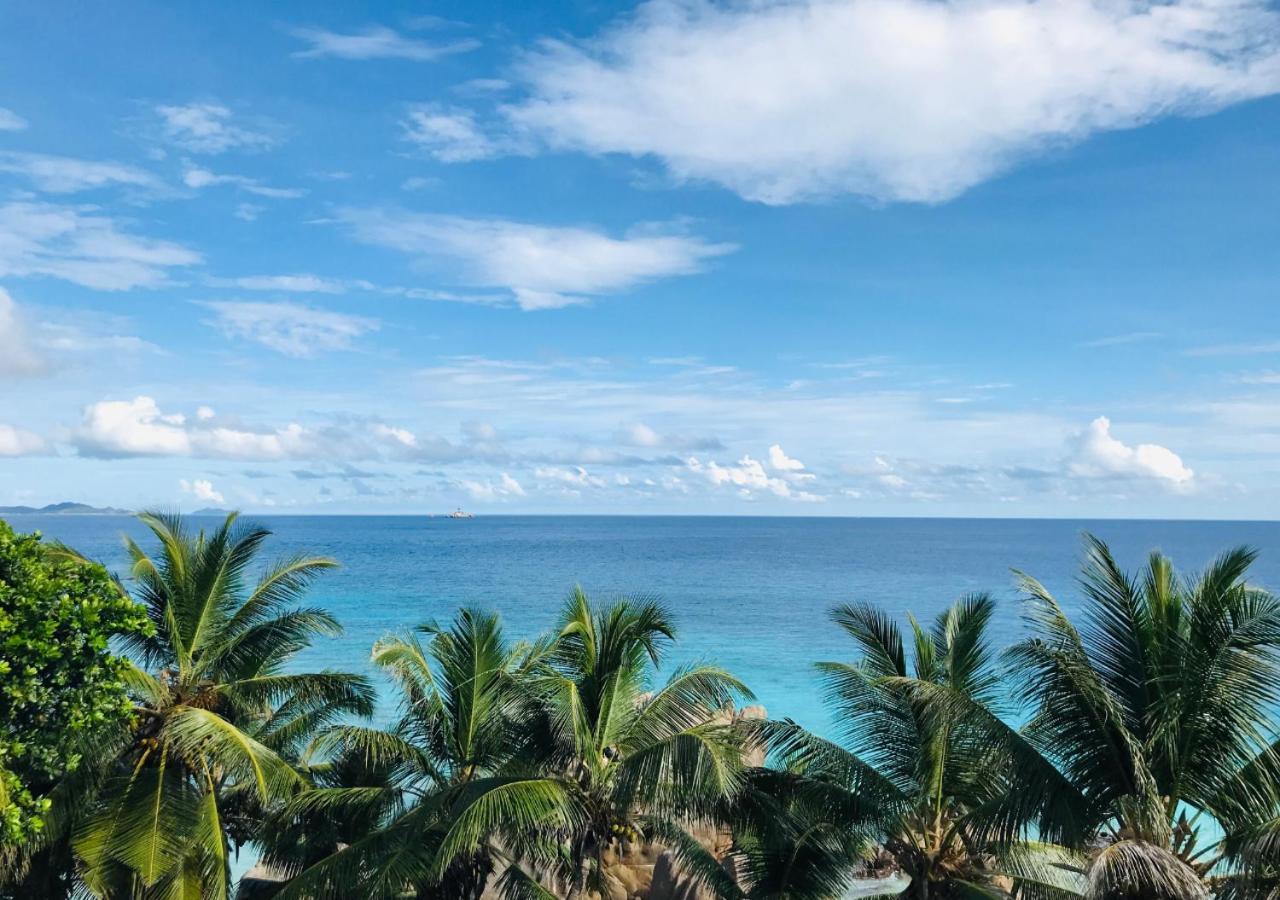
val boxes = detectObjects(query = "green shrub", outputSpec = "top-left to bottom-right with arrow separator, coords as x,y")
0,520 -> 149,843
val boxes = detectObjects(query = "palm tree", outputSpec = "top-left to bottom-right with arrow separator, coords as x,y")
751,594 -> 1082,898
283,590 -> 754,899
977,535 -> 1280,898
495,589 -> 754,899
270,606 -> 546,899
22,511 -> 375,898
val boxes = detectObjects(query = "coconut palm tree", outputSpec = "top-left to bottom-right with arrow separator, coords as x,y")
979,535 -> 1280,899
282,590 -> 754,899
24,511 -> 375,899
751,594 -> 1083,899
493,589 -> 754,899
270,606 -> 548,899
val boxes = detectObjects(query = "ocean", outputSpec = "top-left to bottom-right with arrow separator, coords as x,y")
14,514 -> 1280,735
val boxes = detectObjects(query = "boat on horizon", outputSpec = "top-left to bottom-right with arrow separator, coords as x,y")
446,507 -> 475,519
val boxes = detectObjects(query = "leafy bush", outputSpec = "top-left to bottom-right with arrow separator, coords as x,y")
0,520 -> 149,843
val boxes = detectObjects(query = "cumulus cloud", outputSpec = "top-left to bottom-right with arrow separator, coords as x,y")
0,424 -> 44,456
200,301 -> 379,357
289,25 -> 478,61
0,152 -> 162,194
156,103 -> 276,154
0,108 -> 27,131
686,448 -> 821,501
0,202 -> 200,290
0,288 -> 47,377
505,0 -> 1280,204
1067,416 -> 1194,488
768,443 -> 806,472
74,396 -> 313,460
460,472 -> 526,501
180,478 -> 224,504
338,208 -> 734,309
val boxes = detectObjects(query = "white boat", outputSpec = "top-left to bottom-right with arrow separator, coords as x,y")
447,507 -> 475,519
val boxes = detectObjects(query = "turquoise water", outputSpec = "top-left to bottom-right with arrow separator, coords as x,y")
14,514 -> 1280,734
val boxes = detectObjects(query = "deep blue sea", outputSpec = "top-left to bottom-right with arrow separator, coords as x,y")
12,515 -> 1280,735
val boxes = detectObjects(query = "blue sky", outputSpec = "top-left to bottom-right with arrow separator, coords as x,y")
2,0 -> 1280,516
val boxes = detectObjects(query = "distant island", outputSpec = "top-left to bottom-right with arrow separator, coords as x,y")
0,503 -> 241,517
0,502 -> 134,516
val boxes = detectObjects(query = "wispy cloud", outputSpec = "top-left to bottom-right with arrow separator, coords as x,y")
0,201 -> 201,290
0,288 -> 47,377
401,104 -> 522,162
1080,331 -> 1163,349
1185,339 -> 1280,357
200,300 -> 379,357
183,166 -> 304,198
502,0 -> 1280,204
0,152 -> 161,194
209,274 -> 355,293
337,208 -> 735,309
156,103 -> 277,154
0,108 -> 27,131
289,25 -> 478,61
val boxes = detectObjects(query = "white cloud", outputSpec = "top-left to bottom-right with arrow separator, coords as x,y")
686,451 -> 821,501
1067,416 -> 1194,488
0,424 -> 44,456
0,202 -> 200,290
460,471 -> 525,500
74,396 -> 314,460
401,104 -> 519,162
183,166 -> 304,198
535,465 -> 607,488
156,103 -> 276,154
180,478 -> 224,504
507,0 -> 1280,204
1185,339 -> 1280,357
200,301 -> 378,357
338,208 -> 734,309
620,422 -> 662,447
0,288 -> 47,377
0,152 -> 161,194
0,108 -> 27,131
1239,371 -> 1280,385
768,443 -> 805,472
289,25 -> 479,61
77,397 -> 192,457
216,274 -> 350,293
372,423 -> 418,448
1080,331 -> 1163,349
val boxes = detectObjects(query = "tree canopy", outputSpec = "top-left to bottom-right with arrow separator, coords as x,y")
0,520 -> 149,844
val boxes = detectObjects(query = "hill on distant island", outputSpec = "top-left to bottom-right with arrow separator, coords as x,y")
0,502 -> 134,516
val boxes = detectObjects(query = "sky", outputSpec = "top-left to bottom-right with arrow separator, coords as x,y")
1,0 -> 1280,517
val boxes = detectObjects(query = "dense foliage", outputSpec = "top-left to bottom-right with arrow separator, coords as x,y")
0,520 -> 149,845
1,512 -> 373,899
5,512 -> 1280,900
